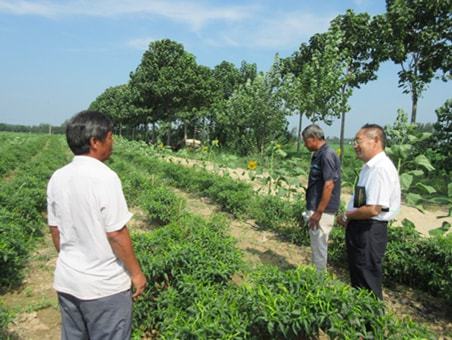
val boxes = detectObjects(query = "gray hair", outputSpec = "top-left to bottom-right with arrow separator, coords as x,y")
66,110 -> 113,155
302,124 -> 325,140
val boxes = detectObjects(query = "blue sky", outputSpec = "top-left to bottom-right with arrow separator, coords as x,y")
0,0 -> 450,137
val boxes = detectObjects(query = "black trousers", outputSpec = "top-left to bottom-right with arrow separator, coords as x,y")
345,219 -> 388,300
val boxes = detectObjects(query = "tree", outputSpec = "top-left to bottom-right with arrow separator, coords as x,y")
385,0 -> 452,123
283,28 -> 352,154
176,64 -> 217,141
329,10 -> 386,162
89,84 -> 142,137
222,73 -> 287,155
129,39 -> 200,145
212,61 -> 242,100
239,60 -> 257,84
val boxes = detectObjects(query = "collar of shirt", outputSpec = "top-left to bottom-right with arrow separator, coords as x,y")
365,151 -> 386,169
72,155 -> 109,169
313,143 -> 328,158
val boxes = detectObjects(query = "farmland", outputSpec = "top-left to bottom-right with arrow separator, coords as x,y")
0,132 -> 451,339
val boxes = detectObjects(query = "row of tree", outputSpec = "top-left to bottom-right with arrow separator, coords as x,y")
89,0 -> 451,157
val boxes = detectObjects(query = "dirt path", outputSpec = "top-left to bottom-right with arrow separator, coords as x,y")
165,155 -> 451,236
173,189 -> 312,269
2,232 -> 60,340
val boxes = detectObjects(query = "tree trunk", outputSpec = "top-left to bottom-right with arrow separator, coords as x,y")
152,122 -> 156,144
340,111 -> 346,165
296,111 -> 303,153
411,89 -> 418,124
166,127 -> 171,146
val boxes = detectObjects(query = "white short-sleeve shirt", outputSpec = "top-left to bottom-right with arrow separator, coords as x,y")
47,156 -> 133,299
347,151 -> 401,221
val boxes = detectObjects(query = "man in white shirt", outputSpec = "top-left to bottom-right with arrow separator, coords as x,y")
337,124 -> 400,300
47,111 -> 147,339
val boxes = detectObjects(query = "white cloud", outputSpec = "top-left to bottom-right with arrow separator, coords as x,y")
127,37 -> 154,50
207,12 -> 333,50
0,0 -> 253,30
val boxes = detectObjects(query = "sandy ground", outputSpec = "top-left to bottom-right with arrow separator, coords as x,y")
165,155 -> 451,236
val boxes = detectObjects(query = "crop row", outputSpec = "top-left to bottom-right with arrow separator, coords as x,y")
107,153 -> 432,339
0,132 -> 50,178
0,135 -> 70,290
113,139 -> 452,304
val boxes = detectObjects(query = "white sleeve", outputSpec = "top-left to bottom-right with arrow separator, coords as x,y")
365,168 -> 391,209
47,177 -> 59,226
98,174 -> 133,232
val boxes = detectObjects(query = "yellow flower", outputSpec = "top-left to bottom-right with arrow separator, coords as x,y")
336,148 -> 342,156
202,146 -> 209,153
211,139 -> 219,147
247,160 -> 257,170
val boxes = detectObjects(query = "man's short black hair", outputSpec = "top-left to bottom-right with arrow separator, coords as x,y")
361,123 -> 386,149
66,110 -> 113,155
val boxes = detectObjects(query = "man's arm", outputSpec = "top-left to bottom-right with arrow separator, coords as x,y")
347,205 -> 382,220
337,205 -> 382,227
309,179 -> 335,229
107,226 -> 147,299
49,226 -> 60,253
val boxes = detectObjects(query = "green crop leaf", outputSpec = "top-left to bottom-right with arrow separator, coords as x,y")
415,183 -> 436,195
399,173 -> 413,191
406,169 -> 424,177
414,155 -> 435,172
428,221 -> 451,237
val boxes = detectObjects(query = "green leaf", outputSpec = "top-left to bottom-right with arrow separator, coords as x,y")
399,173 -> 413,191
401,218 -> 416,230
415,183 -> 436,194
414,155 -> 435,172
406,169 -> 424,177
428,221 -> 451,237
405,192 -> 423,210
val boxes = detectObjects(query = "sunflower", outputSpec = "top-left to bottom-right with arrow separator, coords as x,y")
247,160 -> 257,170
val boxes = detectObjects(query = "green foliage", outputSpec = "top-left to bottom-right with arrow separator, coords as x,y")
385,110 -> 439,210
141,185 -> 185,226
385,219 -> 452,304
245,266 -> 430,339
430,99 -> 452,174
0,303 -> 12,339
156,279 -> 251,339
132,214 -> 243,335
0,134 -> 70,291
221,72 -> 288,155
385,0 -> 451,123
0,209 -> 31,289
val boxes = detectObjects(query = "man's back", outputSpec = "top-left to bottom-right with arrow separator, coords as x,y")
48,155 -> 132,299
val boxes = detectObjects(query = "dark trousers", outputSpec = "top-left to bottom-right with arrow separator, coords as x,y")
345,220 -> 388,300
58,289 -> 132,340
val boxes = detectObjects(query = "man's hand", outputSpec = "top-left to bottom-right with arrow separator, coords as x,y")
308,211 -> 322,230
131,272 -> 147,299
336,213 -> 348,227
